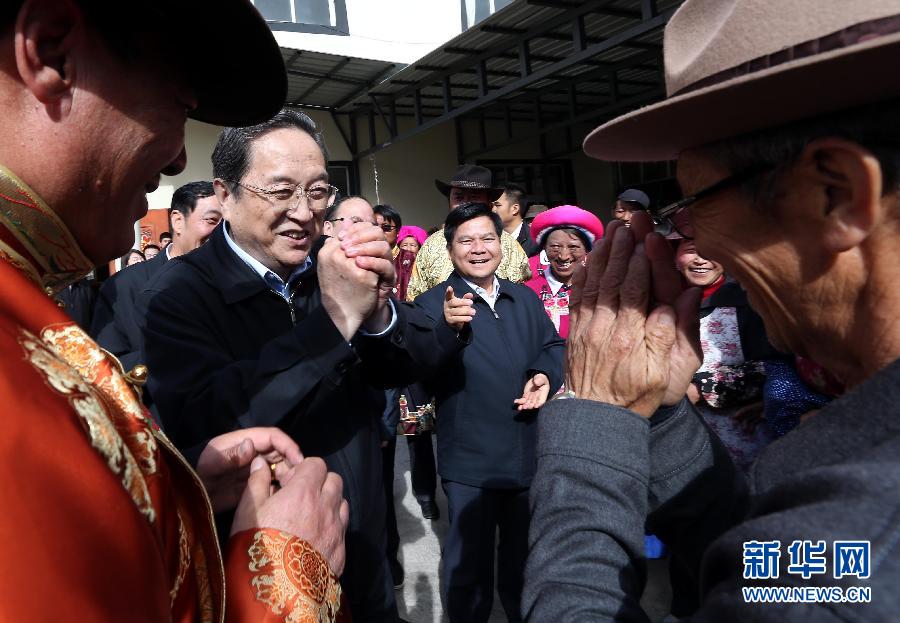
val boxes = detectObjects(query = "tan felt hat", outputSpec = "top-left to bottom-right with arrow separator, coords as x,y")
584,0 -> 900,162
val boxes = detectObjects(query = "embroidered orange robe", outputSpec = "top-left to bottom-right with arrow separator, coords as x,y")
0,166 -> 343,621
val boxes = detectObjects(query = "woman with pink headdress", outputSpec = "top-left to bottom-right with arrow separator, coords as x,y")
524,205 -> 604,339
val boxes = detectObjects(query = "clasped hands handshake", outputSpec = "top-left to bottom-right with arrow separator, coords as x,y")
194,222 -> 398,575
565,211 -> 703,417
318,221 -> 397,340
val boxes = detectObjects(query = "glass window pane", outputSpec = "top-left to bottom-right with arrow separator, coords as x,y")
296,0 -> 334,26
255,0 -> 292,22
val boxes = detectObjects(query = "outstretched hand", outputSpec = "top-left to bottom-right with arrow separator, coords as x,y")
565,212 -> 702,417
444,286 -> 475,331
514,373 -> 551,411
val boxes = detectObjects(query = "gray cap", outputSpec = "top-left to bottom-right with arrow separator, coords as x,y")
617,189 -> 650,209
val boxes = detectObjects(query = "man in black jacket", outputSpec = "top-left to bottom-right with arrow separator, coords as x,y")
139,109 -> 458,622
91,181 -> 221,371
414,202 -> 564,623
493,182 -> 539,257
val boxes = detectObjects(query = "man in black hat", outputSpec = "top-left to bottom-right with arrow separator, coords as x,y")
611,188 -> 650,227
406,164 -> 531,300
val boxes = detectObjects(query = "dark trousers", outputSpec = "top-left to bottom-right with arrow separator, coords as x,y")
440,479 -> 530,623
407,431 -> 437,502
382,437 -> 401,565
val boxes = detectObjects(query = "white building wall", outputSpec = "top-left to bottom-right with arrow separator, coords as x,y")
272,0 -> 463,64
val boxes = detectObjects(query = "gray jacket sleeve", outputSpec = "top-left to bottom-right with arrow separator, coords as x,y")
523,398 -> 654,622
524,398 -> 749,622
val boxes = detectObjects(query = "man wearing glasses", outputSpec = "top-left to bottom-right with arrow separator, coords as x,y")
374,204 -> 403,257
324,196 -> 379,238
139,108 -> 446,622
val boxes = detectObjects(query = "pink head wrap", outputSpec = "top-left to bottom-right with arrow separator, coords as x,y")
396,225 -> 428,248
530,205 -> 604,250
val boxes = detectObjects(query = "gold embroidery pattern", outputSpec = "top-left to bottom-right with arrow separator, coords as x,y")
19,327 -> 156,523
170,512 -> 192,605
41,324 -> 158,475
0,165 -> 93,293
248,530 -> 341,623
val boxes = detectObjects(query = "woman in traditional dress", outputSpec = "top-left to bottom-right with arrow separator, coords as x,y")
524,205 -> 604,338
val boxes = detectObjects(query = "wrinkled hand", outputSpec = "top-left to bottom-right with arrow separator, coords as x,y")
444,286 -> 475,331
231,456 -> 350,576
514,373 -> 551,411
318,234 -> 380,340
339,222 -> 397,333
565,213 -> 702,418
196,427 -> 303,513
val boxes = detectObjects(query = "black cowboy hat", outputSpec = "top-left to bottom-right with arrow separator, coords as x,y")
434,165 -> 503,202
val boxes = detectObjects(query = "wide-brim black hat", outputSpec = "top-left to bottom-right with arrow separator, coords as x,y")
434,164 -> 503,202
152,0 -> 287,127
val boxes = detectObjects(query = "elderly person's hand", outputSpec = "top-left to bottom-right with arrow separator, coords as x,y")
196,427 -> 304,513
444,286 -> 475,331
565,213 -> 702,417
231,456 -> 349,576
337,221 -> 397,333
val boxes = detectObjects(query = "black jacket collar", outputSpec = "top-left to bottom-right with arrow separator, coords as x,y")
186,222 -> 320,305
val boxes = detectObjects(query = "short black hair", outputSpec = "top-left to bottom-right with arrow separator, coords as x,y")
502,182 -> 526,209
120,248 -> 144,265
212,108 -> 326,197
324,195 -> 371,222
169,181 -> 215,228
159,231 -> 172,241
143,244 -> 160,253
444,202 -> 502,245
373,204 -> 402,230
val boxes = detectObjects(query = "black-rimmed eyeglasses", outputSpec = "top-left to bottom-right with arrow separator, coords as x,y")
656,164 -> 774,240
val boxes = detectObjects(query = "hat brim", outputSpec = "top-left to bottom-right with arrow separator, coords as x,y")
434,179 -> 503,202
584,32 -> 900,162
182,2 -> 287,127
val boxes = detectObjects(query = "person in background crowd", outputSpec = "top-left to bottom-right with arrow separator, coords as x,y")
54,273 -> 100,332
396,225 -> 427,254
121,248 -> 144,267
142,243 -> 161,260
493,182 -> 539,257
524,202 -> 549,226
674,237 -> 780,471
92,181 -> 222,373
380,222 -> 438,591
414,202 -> 565,623
524,205 -> 604,339
525,1 -> 900,620
0,0 -> 350,620
374,204 -> 402,257
395,223 -> 438,522
611,188 -> 650,226
140,109 -> 457,622
406,165 -> 531,301
324,195 -> 378,237
159,231 -> 172,248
